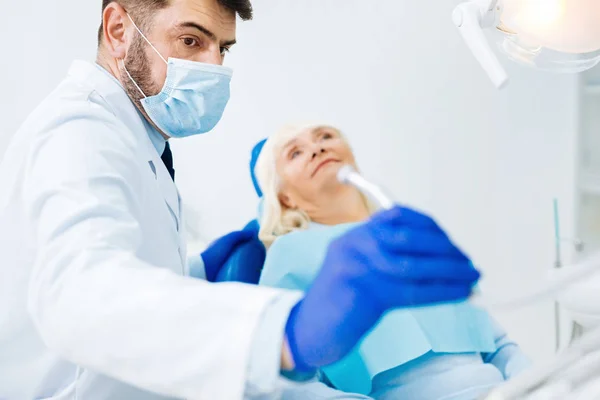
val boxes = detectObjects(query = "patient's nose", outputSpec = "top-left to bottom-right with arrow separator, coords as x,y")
311,148 -> 326,159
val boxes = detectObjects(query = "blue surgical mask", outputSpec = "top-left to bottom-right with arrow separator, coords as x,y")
122,14 -> 232,138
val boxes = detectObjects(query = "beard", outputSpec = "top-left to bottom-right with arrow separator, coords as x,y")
120,35 -> 162,118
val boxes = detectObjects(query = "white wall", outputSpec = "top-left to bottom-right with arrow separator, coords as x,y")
0,1 -> 101,157
0,0 -> 579,363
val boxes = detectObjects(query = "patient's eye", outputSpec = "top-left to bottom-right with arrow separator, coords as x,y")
322,132 -> 334,140
290,149 -> 302,159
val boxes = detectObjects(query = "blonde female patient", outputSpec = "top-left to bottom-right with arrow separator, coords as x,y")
251,123 -> 530,400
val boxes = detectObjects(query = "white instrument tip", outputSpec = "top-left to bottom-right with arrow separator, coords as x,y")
337,164 -> 356,184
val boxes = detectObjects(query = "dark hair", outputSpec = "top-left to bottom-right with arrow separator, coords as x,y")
98,0 -> 253,44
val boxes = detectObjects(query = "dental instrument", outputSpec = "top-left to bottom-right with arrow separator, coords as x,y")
337,165 -> 395,210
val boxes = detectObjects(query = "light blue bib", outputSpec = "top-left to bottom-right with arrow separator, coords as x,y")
259,223 -> 496,395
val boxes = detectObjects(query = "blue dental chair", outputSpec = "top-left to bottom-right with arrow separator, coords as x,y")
214,139 -> 267,284
214,220 -> 264,283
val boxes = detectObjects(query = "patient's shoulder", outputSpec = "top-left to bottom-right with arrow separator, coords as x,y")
268,229 -> 313,253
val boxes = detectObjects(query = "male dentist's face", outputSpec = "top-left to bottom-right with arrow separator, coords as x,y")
120,0 -> 237,124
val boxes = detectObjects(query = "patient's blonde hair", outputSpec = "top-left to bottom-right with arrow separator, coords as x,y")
255,123 -> 377,247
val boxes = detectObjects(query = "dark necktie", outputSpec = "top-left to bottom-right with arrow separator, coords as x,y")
161,141 -> 175,181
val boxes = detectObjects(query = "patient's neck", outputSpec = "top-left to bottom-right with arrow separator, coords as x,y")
307,186 -> 370,226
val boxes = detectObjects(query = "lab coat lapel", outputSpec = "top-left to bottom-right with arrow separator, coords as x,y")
68,61 -> 182,233
148,146 -> 181,233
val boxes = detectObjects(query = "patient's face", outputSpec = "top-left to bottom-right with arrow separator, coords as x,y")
276,126 -> 356,209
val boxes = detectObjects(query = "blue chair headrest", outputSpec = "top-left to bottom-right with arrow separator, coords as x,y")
250,139 -> 267,198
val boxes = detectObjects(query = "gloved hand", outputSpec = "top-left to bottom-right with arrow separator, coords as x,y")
201,227 -> 257,282
285,206 -> 480,372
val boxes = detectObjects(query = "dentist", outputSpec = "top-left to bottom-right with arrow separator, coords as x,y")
0,1 -> 481,399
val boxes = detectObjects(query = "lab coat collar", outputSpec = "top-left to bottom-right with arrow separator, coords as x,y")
67,60 -> 167,154
67,60 -> 181,231
92,62 -> 167,155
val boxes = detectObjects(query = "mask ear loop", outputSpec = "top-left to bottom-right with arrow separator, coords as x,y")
126,13 -> 168,64
120,58 -> 147,98
120,13 -> 169,99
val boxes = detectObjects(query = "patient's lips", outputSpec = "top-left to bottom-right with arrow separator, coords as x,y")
312,158 -> 340,177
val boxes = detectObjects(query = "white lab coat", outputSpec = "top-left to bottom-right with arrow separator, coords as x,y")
0,61 -> 298,400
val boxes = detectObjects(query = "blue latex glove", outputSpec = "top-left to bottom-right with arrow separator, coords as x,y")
201,227 -> 257,282
285,206 -> 481,372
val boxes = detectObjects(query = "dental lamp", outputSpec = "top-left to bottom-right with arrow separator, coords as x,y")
453,0 -> 600,89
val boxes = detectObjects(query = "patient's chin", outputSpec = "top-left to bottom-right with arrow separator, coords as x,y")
315,164 -> 344,189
